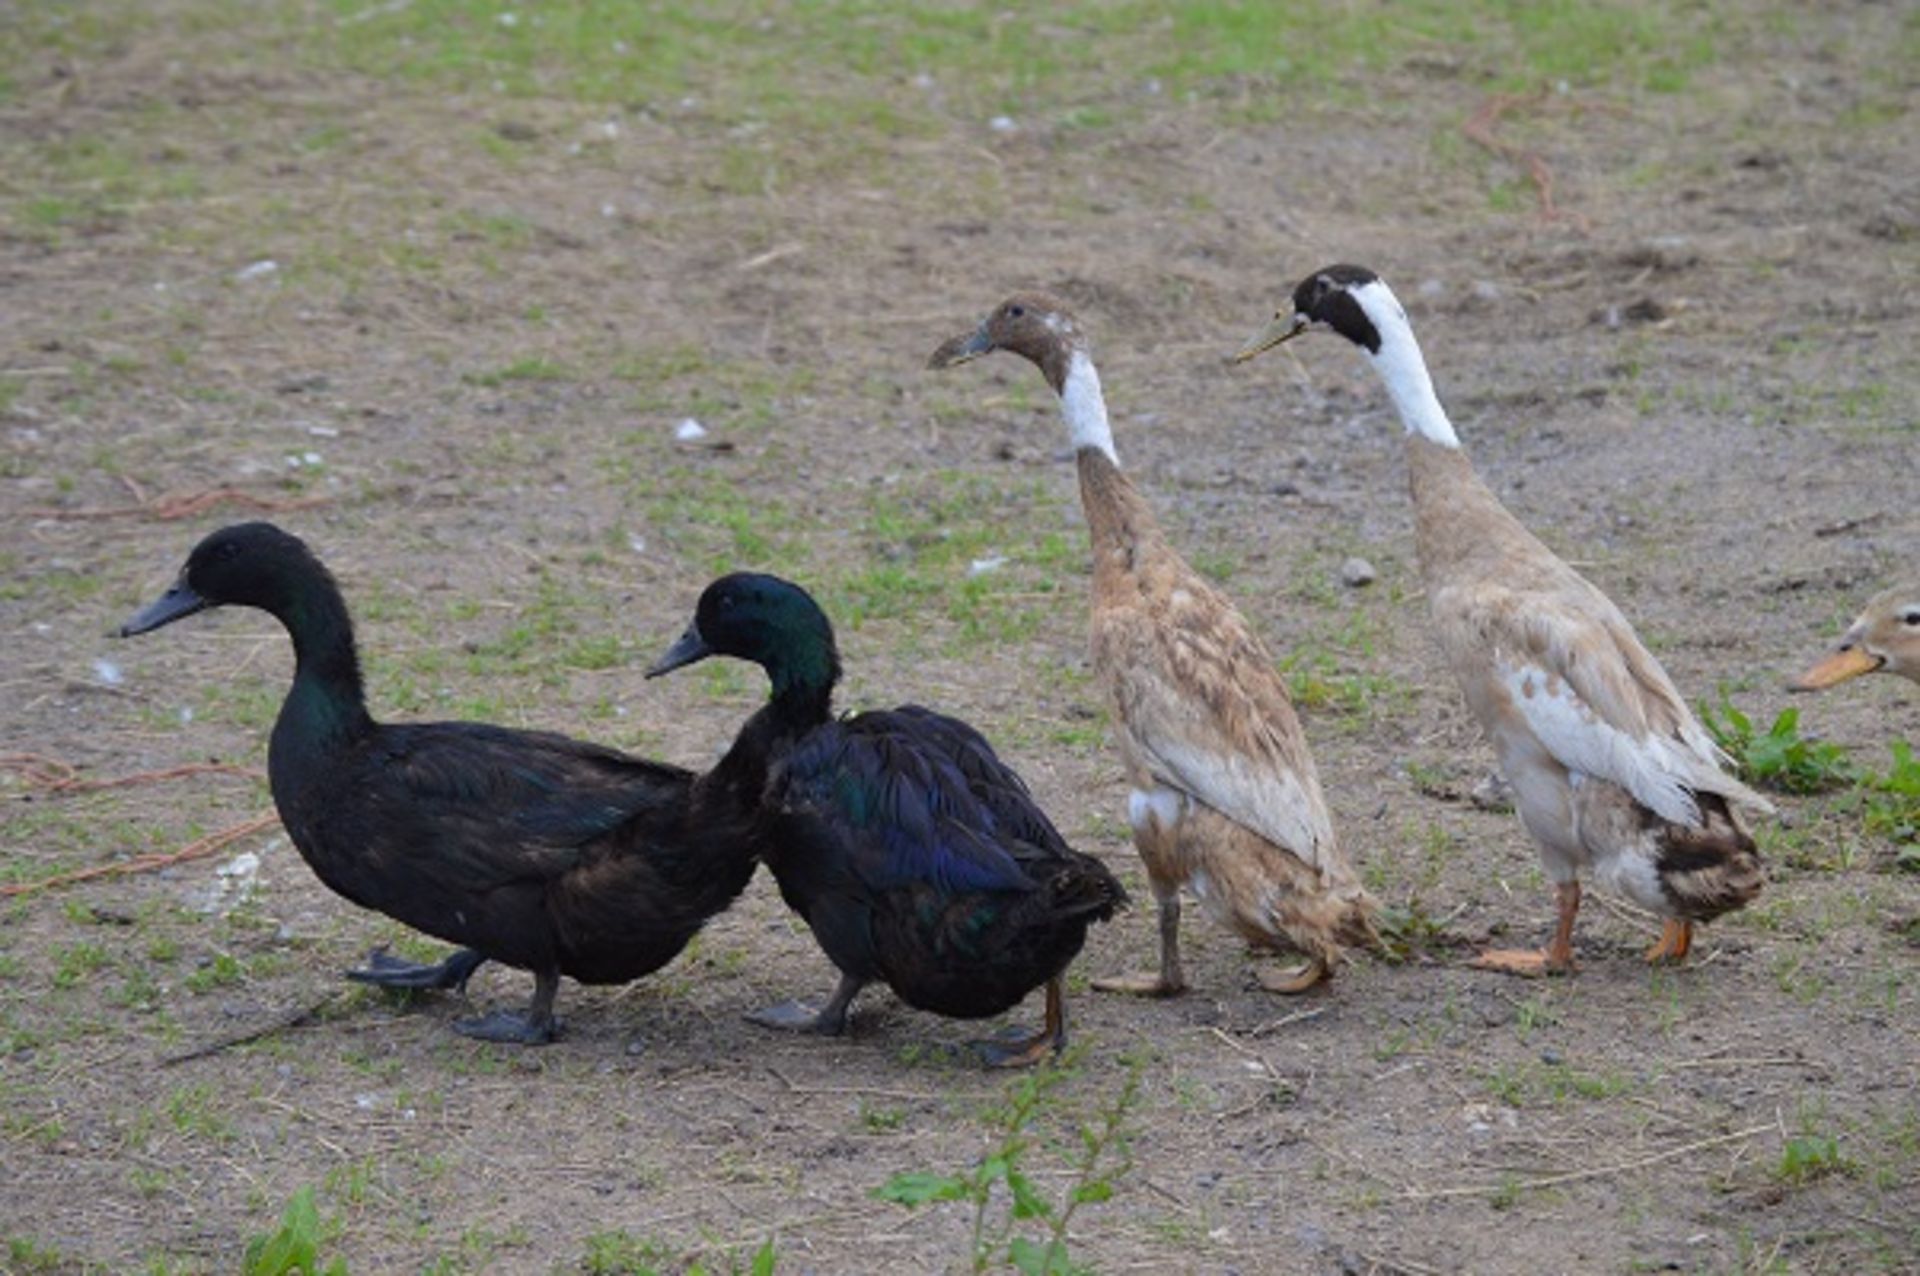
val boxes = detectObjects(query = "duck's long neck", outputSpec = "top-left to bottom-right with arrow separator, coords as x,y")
1055,351 -> 1161,571
274,582 -> 373,752
1059,350 -> 1119,466
706,647 -> 837,806
1367,321 -> 1460,449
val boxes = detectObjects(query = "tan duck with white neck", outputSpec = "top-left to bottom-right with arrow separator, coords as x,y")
1793,585 -> 1920,691
1236,265 -> 1771,974
932,295 -> 1378,996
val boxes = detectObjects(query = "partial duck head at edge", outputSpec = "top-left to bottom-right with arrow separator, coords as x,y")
119,521 -> 332,637
1792,585 -> 1920,691
647,572 -> 841,701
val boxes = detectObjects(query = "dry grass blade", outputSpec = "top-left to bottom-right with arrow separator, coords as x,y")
1402,1124 -> 1774,1201
25,485 -> 330,522
1,810 -> 280,898
1461,91 -> 1620,233
3,752 -> 263,795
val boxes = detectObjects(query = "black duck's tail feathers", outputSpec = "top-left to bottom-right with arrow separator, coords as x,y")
1044,851 -> 1128,924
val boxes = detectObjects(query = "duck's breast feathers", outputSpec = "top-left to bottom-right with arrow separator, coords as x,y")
775,708 -> 1059,897
1437,578 -> 1771,823
1094,583 -> 1337,871
364,722 -> 694,872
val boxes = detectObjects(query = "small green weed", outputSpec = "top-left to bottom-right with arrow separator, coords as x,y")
1860,742 -> 1920,866
1775,1134 -> 1853,1185
1698,694 -> 1854,794
876,1062 -> 1139,1275
242,1186 -> 346,1276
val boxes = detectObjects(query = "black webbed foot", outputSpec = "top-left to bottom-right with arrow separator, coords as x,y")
971,976 -> 1068,1069
345,946 -> 487,993
745,999 -> 843,1035
746,972 -> 863,1037
453,1009 -> 558,1045
970,1028 -> 1060,1069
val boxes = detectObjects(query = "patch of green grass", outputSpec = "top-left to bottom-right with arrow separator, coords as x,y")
50,940 -> 112,989
1699,694 -> 1854,795
1859,742 -> 1920,866
1776,1133 -> 1854,1185
183,950 -> 245,994
4,1236 -> 68,1273
462,356 -> 572,388
1482,1060 -> 1633,1107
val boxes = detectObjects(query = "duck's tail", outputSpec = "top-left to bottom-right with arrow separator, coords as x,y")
1656,791 -> 1764,923
1045,849 -> 1129,924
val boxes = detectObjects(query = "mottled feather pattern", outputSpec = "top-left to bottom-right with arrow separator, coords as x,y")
1412,438 -> 1769,820
1405,434 -> 1767,923
1081,453 -> 1345,878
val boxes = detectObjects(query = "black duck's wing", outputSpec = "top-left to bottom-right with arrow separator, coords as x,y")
360,722 -> 693,887
776,711 -> 1038,898
887,704 -> 1077,861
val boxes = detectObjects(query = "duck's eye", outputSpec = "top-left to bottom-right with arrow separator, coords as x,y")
1008,305 -> 1025,318
1902,610 -> 1920,626
212,542 -> 243,564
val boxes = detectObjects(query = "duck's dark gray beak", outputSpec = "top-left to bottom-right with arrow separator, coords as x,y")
928,323 -> 994,369
1231,312 -> 1309,363
645,623 -> 712,678
117,577 -> 208,637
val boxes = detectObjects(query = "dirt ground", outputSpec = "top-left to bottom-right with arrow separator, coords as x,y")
2,3 -> 1917,1273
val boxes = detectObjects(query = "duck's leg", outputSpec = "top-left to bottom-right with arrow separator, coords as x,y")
1645,917 -> 1693,964
1256,954 -> 1328,994
1092,885 -> 1187,996
973,977 -> 1066,1069
1470,881 -> 1581,977
453,968 -> 560,1045
346,945 -> 487,993
1094,793 -> 1189,996
747,971 -> 864,1035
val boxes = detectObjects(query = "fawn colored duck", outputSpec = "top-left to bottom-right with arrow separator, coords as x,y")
1237,264 -> 1770,973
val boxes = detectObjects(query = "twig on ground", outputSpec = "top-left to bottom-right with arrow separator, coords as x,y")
1403,1124 -> 1774,1200
1462,91 -> 1617,232
1247,1005 -> 1329,1038
1,810 -> 279,898
765,1064 -> 948,1104
2,752 -> 263,795
163,992 -> 342,1065
25,485 -> 330,522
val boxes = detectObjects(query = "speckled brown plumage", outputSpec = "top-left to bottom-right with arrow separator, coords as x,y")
934,297 -> 1377,995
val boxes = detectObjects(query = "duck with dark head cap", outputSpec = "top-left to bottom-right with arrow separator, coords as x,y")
1237,266 -> 1771,974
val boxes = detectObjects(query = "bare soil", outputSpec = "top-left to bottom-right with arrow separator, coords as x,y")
2,5 -> 1917,1274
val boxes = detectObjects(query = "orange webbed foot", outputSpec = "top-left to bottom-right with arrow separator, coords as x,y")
1644,918 -> 1693,965
1469,947 -> 1575,977
1255,956 -> 1328,994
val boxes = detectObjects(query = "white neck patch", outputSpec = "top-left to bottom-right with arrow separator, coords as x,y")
1352,280 -> 1460,449
1060,349 -> 1118,464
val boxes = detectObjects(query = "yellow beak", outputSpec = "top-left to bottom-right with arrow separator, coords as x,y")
1790,643 -> 1882,691
1231,313 -> 1308,364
